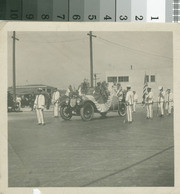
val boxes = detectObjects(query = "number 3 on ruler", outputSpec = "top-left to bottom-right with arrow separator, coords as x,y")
119,15 -> 128,20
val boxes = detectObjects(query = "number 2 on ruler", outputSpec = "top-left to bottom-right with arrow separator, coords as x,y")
135,15 -> 143,20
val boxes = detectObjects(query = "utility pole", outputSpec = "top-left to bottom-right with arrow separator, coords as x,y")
87,31 -> 96,87
12,31 -> 19,101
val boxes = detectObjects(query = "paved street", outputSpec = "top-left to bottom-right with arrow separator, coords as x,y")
8,106 -> 174,187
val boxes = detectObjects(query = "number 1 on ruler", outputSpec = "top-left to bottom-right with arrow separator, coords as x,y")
147,0 -> 165,22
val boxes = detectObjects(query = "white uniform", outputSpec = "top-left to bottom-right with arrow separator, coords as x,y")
16,97 -> 21,110
126,90 -> 133,122
158,91 -> 165,116
34,94 -> 45,124
145,91 -> 153,118
133,93 -> 138,112
52,91 -> 60,117
165,92 -> 173,114
65,88 -> 71,97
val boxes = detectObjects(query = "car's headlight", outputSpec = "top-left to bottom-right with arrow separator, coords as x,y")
77,98 -> 81,105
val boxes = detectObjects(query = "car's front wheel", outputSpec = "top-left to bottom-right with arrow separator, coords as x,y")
80,102 -> 94,121
118,102 -> 126,117
60,105 -> 72,120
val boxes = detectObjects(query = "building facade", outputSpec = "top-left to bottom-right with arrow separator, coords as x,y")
106,67 -> 173,102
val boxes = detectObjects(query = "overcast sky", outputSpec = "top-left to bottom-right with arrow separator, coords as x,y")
8,31 -> 173,89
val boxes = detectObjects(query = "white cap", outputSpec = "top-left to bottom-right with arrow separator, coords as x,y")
38,88 -> 43,91
158,86 -> 163,90
127,85 -> 131,89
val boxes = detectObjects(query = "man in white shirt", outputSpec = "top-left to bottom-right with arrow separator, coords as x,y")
125,85 -> 133,123
133,91 -> 138,112
145,87 -> 154,119
52,88 -> 60,117
165,89 -> 173,115
158,86 -> 165,117
34,88 -> 45,125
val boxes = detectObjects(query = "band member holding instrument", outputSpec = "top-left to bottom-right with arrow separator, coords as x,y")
125,85 -> 133,123
34,88 -> 45,125
133,91 -> 138,112
52,88 -> 60,118
158,86 -> 165,117
145,87 -> 154,119
165,89 -> 173,115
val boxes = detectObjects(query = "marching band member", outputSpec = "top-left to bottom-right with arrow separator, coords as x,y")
125,85 -> 133,123
52,88 -> 60,118
158,86 -> 165,117
165,89 -> 173,115
34,88 -> 45,125
145,87 -> 154,119
133,91 -> 138,112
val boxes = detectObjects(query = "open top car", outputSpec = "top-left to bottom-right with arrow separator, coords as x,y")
60,83 -> 126,121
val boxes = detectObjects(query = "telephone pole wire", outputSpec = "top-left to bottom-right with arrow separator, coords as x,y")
87,31 -> 96,87
12,31 -> 19,101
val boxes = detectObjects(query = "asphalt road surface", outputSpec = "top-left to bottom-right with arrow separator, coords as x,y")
8,106 -> 174,187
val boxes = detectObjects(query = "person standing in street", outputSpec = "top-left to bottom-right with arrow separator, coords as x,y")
125,85 -> 133,123
52,88 -> 60,118
165,89 -> 173,115
158,86 -> 165,117
133,91 -> 138,112
145,87 -> 154,119
34,88 -> 45,125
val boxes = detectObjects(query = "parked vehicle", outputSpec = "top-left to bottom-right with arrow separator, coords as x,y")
7,92 -> 21,112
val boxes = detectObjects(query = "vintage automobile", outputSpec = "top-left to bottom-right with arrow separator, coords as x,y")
7,92 -> 21,112
60,90 -> 126,121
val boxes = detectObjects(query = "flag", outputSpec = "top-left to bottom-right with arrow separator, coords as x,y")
142,73 -> 148,104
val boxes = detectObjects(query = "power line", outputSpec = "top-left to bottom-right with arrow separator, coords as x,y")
16,38 -> 87,44
96,36 -> 173,61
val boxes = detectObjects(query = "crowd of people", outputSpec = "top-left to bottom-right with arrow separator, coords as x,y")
24,80 -> 173,126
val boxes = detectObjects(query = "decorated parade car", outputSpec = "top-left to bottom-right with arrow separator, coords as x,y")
60,81 -> 126,121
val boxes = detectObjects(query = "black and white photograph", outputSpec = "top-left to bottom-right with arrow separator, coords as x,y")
7,30 -> 174,188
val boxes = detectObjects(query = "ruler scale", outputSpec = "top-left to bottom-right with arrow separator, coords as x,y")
0,0 -> 6,19
5,0 -> 22,20
37,0 -> 53,21
116,0 -> 131,22
22,0 -> 37,20
173,0 -> 180,22
84,0 -> 100,22
53,0 -> 68,21
69,0 -> 84,21
0,0 -> 179,22
147,0 -> 166,22
100,0 -> 115,22
166,0 -> 173,22
131,0 -> 147,22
